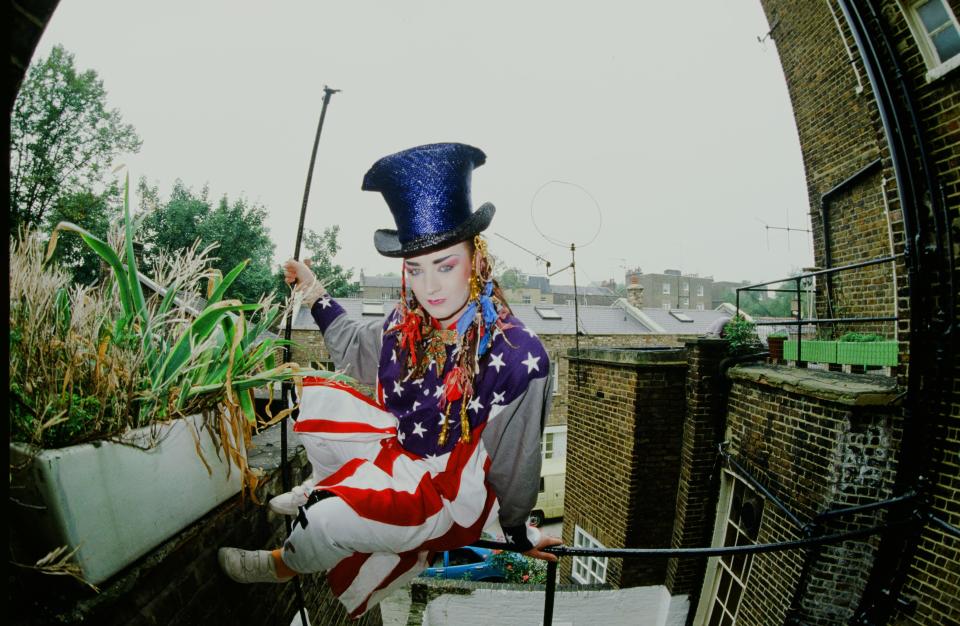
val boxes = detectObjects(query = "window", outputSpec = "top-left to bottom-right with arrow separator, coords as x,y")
698,470 -> 764,626
662,283 -> 671,295
681,282 -> 689,294
572,526 -> 608,584
698,284 -> 705,297
522,295 -> 532,304
550,360 -> 560,395
536,307 -> 562,320
697,304 -> 705,311
903,0 -> 960,79
362,301 -> 383,316
662,302 -> 672,310
542,425 -> 568,460
670,311 -> 694,322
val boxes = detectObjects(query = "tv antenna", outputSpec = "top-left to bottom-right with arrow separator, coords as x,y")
754,217 -> 811,251
530,180 -> 603,386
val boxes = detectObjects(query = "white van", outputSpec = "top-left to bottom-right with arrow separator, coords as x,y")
529,457 -> 566,526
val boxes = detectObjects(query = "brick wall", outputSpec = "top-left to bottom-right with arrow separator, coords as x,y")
539,333 -> 694,428
560,347 -> 687,588
9,423 -> 382,626
665,338 -> 729,606
716,366 -> 900,626
757,1 -> 959,623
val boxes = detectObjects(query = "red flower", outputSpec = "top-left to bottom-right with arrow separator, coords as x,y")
522,574 -> 530,582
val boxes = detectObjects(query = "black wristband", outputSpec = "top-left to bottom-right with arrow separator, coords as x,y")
501,524 -> 534,552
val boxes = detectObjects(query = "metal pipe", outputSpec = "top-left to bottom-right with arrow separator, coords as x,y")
739,254 -> 900,291
721,451 -> 807,532
820,158 -> 883,206
543,560 -> 558,626
474,518 -> 915,559
835,3 -> 931,621
571,243 -> 581,386
814,491 -> 918,522
752,315 -> 897,325
928,514 -> 960,539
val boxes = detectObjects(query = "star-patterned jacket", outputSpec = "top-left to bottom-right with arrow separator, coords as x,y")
311,294 -> 552,551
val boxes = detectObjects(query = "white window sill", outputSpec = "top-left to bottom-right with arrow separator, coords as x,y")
926,54 -> 960,82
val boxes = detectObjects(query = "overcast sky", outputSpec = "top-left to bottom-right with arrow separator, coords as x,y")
34,0 -> 814,288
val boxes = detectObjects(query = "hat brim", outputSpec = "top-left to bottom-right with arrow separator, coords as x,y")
374,202 -> 495,258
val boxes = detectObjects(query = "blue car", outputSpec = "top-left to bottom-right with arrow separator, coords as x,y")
419,545 -> 522,582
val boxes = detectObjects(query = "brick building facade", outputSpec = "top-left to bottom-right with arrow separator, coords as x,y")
560,347 -> 688,589
754,1 -> 959,623
561,4 -> 958,622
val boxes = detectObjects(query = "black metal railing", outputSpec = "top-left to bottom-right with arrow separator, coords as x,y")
735,254 -> 901,362
472,517 -> 918,626
469,447 -> 923,626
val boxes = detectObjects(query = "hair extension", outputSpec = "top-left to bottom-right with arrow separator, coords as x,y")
388,236 -> 512,446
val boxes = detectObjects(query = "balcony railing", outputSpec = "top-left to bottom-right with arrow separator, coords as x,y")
467,443 -> 957,626
735,254 -> 901,363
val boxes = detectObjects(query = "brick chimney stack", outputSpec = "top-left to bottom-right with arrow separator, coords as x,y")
627,274 -> 644,309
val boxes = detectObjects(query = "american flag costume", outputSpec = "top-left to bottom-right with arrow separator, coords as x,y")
282,294 -> 552,618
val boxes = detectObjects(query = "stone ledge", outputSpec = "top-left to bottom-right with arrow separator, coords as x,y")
567,346 -> 687,367
728,364 -> 900,406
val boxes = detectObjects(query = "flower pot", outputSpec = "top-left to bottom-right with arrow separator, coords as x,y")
767,336 -> 786,363
836,341 -> 898,367
783,340 -> 837,364
10,412 -> 244,585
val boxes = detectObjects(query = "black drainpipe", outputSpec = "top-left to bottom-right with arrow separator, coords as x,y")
835,1 -> 956,623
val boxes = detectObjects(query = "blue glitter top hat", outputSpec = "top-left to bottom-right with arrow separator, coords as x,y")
362,142 -> 495,257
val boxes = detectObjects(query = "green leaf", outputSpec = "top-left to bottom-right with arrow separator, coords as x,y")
157,301 -> 260,387
207,259 -> 250,305
122,174 -> 148,324
48,221 -> 134,321
238,388 -> 256,423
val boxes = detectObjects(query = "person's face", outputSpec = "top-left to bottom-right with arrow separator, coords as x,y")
404,241 -> 473,322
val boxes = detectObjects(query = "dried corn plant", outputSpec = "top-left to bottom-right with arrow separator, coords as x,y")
10,176 -> 334,501
10,227 -> 145,446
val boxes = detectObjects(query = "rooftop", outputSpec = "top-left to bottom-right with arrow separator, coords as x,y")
290,298 -> 731,336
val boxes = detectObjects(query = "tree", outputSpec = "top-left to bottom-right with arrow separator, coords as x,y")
10,45 -> 141,230
138,180 -> 277,303
497,267 -> 526,290
274,226 -> 359,298
43,185 -> 119,284
717,281 -> 795,317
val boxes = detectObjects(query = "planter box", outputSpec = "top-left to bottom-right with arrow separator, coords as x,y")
767,336 -> 786,362
783,340 -> 837,363
10,412 -> 244,585
836,341 -> 899,366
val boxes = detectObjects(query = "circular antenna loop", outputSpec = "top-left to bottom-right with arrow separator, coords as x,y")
530,180 -> 602,248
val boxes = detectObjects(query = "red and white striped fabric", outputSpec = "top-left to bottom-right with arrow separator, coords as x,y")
285,377 -> 500,618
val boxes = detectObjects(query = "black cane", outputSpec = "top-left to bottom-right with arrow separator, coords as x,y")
281,85 -> 339,625
282,85 -> 341,491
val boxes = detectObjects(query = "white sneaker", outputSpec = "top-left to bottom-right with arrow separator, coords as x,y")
269,477 -> 316,516
217,548 -> 292,584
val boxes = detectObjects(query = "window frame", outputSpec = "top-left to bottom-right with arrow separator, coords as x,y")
571,526 -> 608,584
662,282 -> 671,295
901,0 -> 960,80
541,431 -> 555,460
695,470 -> 764,626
